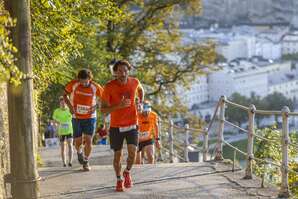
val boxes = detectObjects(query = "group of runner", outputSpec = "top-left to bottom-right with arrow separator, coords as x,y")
52,60 -> 161,191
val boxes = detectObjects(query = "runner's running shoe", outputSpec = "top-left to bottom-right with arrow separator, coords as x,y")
116,180 -> 124,192
77,152 -> 84,165
83,161 -> 91,171
123,170 -> 132,188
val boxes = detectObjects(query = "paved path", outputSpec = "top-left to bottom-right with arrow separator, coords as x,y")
39,146 -> 278,199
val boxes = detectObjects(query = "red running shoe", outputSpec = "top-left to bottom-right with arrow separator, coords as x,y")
116,180 -> 124,192
123,170 -> 133,188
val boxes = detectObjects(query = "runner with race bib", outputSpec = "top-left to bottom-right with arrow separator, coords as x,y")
53,96 -> 74,167
101,60 -> 144,192
64,69 -> 103,171
136,101 -> 160,164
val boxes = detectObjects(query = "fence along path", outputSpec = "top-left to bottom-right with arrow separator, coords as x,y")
159,96 -> 298,198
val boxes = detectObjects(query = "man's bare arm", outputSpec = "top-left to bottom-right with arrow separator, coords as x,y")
138,85 -> 144,103
100,98 -> 130,114
63,91 -> 75,114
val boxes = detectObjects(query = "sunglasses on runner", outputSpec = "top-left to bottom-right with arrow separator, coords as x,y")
143,104 -> 151,112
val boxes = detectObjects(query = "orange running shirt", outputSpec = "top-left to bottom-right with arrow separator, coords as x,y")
137,111 -> 158,142
102,77 -> 141,127
65,80 -> 103,119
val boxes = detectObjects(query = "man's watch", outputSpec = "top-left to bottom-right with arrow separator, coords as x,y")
155,137 -> 160,141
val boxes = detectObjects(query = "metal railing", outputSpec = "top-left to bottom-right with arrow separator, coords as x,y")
158,96 -> 297,198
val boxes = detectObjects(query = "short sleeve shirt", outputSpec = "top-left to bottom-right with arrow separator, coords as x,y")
65,80 -> 103,119
53,108 -> 73,136
137,111 -> 158,142
101,77 -> 142,127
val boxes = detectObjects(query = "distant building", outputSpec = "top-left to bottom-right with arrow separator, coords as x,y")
179,60 -> 292,108
190,101 -> 218,121
282,32 -> 298,55
216,38 -> 249,61
255,39 -> 282,60
208,60 -> 291,101
177,75 -> 209,107
268,73 -> 298,101
208,60 -> 268,101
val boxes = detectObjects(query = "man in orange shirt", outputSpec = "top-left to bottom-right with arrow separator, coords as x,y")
136,101 -> 160,164
63,69 -> 103,171
101,60 -> 144,192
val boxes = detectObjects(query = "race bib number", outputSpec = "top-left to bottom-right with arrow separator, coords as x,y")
60,123 -> 69,129
119,125 -> 136,133
139,131 -> 149,139
76,104 -> 90,114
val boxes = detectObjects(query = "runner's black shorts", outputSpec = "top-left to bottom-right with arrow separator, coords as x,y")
59,134 -> 73,142
138,139 -> 154,152
109,127 -> 138,151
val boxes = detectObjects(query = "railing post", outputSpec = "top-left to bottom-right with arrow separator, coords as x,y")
158,119 -> 162,148
157,119 -> 163,161
215,96 -> 226,161
203,127 -> 208,161
184,124 -> 190,162
279,106 -> 290,198
169,120 -> 174,163
244,104 -> 256,179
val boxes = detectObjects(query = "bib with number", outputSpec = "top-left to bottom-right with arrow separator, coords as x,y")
119,125 -> 136,133
139,131 -> 149,139
76,104 -> 90,114
60,123 -> 69,129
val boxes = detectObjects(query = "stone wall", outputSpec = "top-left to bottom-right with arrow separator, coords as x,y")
0,84 -> 9,199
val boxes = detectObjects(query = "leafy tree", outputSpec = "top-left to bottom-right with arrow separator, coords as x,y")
248,92 -> 265,126
254,127 -> 298,197
282,53 -> 298,61
0,2 -> 22,84
215,53 -> 226,63
225,92 -> 249,126
263,92 -> 294,111
262,92 -> 294,123
30,0 -> 122,122
32,0 -> 216,125
71,0 -> 216,117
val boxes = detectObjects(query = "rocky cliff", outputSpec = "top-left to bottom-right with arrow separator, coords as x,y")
188,0 -> 298,28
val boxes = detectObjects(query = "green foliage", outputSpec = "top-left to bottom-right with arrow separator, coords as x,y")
31,0 -> 215,125
223,139 -> 247,163
289,161 -> 298,196
31,0 -> 122,118
31,0 -> 122,89
71,0 -> 215,118
263,92 -> 294,111
0,3 -> 22,85
215,53 -> 227,63
226,92 -> 294,125
282,53 -> 298,61
36,152 -> 43,167
254,127 -> 298,195
225,93 -> 249,125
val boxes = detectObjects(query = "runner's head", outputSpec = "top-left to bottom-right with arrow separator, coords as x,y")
113,60 -> 131,83
77,69 -> 93,87
142,100 -> 151,116
59,96 -> 66,108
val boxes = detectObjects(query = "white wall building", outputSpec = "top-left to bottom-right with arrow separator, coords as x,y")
268,73 -> 298,101
208,63 -> 268,101
178,75 -> 209,108
216,38 -> 248,61
208,60 -> 292,101
255,39 -> 282,60
282,32 -> 298,55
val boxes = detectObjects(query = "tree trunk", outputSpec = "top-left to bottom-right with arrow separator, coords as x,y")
4,0 -> 39,198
